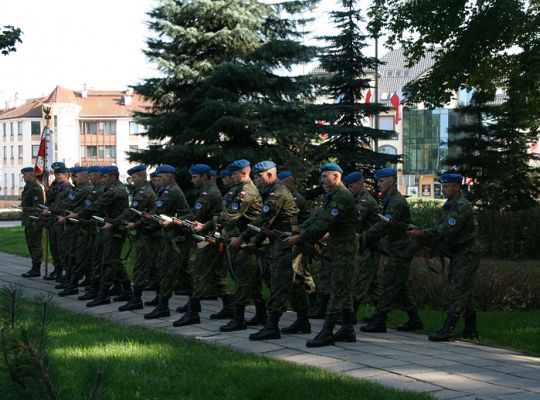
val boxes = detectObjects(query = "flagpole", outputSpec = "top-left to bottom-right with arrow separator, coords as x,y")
374,35 -> 379,153
42,104 -> 51,277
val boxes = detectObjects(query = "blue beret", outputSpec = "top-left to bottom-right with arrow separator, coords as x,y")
156,164 -> 176,175
101,166 -> 119,175
438,173 -> 463,184
88,166 -> 102,174
54,166 -> 70,174
149,171 -> 158,179
220,169 -> 232,178
253,160 -> 276,174
211,170 -> 217,177
21,167 -> 35,174
70,166 -> 88,175
51,162 -> 65,170
319,162 -> 343,174
228,159 -> 250,171
374,168 -> 397,179
344,172 -> 364,185
189,164 -> 212,175
127,164 -> 147,176
277,170 -> 293,180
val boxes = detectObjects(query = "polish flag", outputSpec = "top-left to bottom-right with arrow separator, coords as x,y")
390,92 -> 401,124
365,89 -> 372,104
34,127 -> 52,181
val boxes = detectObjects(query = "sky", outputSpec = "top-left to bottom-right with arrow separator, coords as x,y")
0,0 -> 383,106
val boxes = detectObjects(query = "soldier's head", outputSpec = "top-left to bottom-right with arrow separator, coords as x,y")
88,166 -> 103,185
344,172 -> 365,195
127,164 -> 147,186
53,166 -> 70,184
155,164 -> 176,185
70,166 -> 89,186
50,162 -> 65,175
220,168 -> 232,187
101,166 -> 120,184
277,170 -> 294,190
319,162 -> 343,192
374,168 -> 397,195
229,159 -> 251,185
189,164 -> 212,188
439,173 -> 463,199
150,171 -> 161,187
20,167 -> 36,184
253,161 -> 277,186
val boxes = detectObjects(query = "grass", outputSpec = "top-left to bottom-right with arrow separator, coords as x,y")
6,299 -> 434,400
2,226 -> 539,356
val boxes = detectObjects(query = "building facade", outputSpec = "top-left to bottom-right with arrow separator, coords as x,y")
0,86 -> 152,199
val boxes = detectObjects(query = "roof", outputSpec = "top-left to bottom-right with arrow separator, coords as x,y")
0,87 -> 151,121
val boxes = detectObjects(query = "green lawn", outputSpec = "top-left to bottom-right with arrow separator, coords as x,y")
2,226 -> 539,356
4,300 -> 433,400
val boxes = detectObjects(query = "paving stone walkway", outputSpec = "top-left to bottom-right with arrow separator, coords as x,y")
1,252 -> 539,400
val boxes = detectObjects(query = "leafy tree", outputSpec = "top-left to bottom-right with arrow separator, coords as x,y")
131,0 -> 320,180
0,25 -> 22,56
313,0 -> 396,173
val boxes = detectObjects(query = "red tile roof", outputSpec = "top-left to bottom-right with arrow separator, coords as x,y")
0,98 -> 44,120
45,85 -> 79,104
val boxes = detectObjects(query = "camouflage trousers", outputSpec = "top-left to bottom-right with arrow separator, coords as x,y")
376,251 -> 417,315
62,224 -> 79,274
191,245 -> 229,299
447,249 -> 480,317
132,233 -> 159,288
47,224 -> 61,270
352,248 -> 381,306
325,238 -> 358,320
24,223 -> 43,263
228,245 -> 264,307
99,229 -> 129,287
70,226 -> 94,281
158,234 -> 193,300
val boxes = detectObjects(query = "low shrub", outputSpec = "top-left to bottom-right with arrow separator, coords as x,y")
0,209 -> 22,221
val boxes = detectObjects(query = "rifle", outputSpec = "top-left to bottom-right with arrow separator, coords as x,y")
28,215 -> 58,223
191,233 -> 227,251
246,224 -> 292,240
129,208 -> 164,223
67,217 -> 100,226
38,204 -> 69,216
10,205 -> 42,214
91,216 -> 129,229
377,214 -> 419,231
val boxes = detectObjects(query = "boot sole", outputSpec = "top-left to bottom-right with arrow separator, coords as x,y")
144,312 -> 171,320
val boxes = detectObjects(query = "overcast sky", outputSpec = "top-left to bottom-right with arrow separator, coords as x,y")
0,0 -> 383,106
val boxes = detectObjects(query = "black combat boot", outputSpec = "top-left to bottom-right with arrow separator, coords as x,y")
333,311 -> 357,343
58,275 -> 79,297
306,317 -> 335,347
360,311 -> 387,333
86,285 -> 111,307
118,286 -> 144,311
113,281 -> 133,302
78,279 -> 99,300
309,294 -> 329,319
78,277 -> 90,287
249,313 -> 281,341
246,299 -> 268,326
43,267 -> 59,281
201,290 -> 218,301
219,305 -> 247,332
396,308 -> 424,331
428,314 -> 459,342
22,262 -> 41,278
173,298 -> 201,327
210,294 -> 234,319
460,311 -> 479,340
55,273 -> 71,289
281,309 -> 311,334
144,296 -> 170,319
144,291 -> 160,307
176,298 -> 191,313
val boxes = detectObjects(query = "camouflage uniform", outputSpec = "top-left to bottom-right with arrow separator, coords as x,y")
52,181 -> 74,276
44,180 -> 62,277
21,180 -> 44,264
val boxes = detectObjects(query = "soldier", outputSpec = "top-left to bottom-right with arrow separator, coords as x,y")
343,171 -> 381,322
407,173 -> 480,341
172,164 -> 231,326
57,166 -> 94,296
360,168 -> 423,333
144,164 -> 191,319
220,169 -> 233,191
69,166 -> 130,307
284,163 -> 358,347
194,159 -> 263,332
20,167 -> 45,278
117,164 -> 158,311
149,171 -> 161,193
277,170 -> 311,223
43,161 -> 67,281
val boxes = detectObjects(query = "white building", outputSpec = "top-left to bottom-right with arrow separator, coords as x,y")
0,86 -> 153,199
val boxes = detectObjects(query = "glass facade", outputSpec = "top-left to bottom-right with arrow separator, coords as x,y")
403,108 -> 459,174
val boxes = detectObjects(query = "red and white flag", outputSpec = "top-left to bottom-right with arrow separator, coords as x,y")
34,127 -> 52,181
365,89 -> 372,104
390,92 -> 401,124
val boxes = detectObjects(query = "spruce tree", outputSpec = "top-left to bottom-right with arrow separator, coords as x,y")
130,0 -> 320,178
312,0 -> 397,173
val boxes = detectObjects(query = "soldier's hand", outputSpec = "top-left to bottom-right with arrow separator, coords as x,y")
41,210 -> 50,217
192,222 -> 205,233
321,232 -> 330,241
283,234 -> 301,247
57,216 -> 65,225
126,222 -> 135,230
66,211 -> 78,219
103,222 -> 113,230
160,219 -> 171,227
406,228 -> 424,237
230,236 -> 243,248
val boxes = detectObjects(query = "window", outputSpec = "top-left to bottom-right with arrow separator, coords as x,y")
32,145 -> 40,158
86,146 -> 97,158
10,146 -> 14,159
2,146 -> 6,159
98,145 -> 104,158
31,121 -> 41,135
2,123 -> 5,137
379,116 -> 398,139
18,145 -> 23,159
85,122 -> 98,134
17,121 -> 23,136
129,121 -> 139,134
380,92 -> 389,101
11,173 -> 15,188
380,145 -> 397,155
105,145 -> 116,158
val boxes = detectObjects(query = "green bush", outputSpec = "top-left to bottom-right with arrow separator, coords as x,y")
0,209 -> 22,221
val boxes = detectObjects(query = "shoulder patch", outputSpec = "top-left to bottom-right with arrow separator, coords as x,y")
156,200 -> 163,208
33,195 -> 39,201
447,217 -> 457,226
263,204 -> 270,213
132,200 -> 139,207
195,202 -> 202,210
330,208 -> 339,216
84,199 -> 92,206
231,202 -> 239,210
